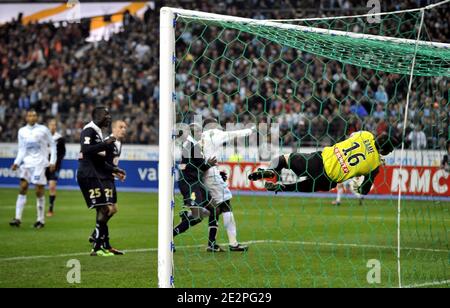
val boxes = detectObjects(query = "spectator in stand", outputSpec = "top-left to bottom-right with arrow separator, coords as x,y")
408,124 -> 427,150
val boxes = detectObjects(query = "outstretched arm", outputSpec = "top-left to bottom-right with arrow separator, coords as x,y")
219,127 -> 255,144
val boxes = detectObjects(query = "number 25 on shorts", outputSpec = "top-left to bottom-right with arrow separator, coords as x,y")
89,188 -> 101,199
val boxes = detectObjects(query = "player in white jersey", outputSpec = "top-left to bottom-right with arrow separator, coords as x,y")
201,118 -> 256,252
9,110 -> 56,229
331,176 -> 364,206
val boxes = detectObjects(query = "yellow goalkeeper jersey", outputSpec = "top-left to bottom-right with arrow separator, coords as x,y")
322,131 -> 381,183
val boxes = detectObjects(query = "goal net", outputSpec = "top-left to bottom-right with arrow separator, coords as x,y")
159,4 -> 450,288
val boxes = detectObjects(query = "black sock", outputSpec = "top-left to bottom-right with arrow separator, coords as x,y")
103,223 -> 111,249
208,213 -> 219,247
173,219 -> 190,237
173,213 -> 201,237
92,214 -> 112,241
94,222 -> 107,251
104,214 -> 115,249
49,195 -> 56,211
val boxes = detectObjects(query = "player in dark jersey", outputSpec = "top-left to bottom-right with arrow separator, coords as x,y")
173,123 -> 223,252
88,119 -> 128,255
77,106 -> 125,257
45,119 -> 66,217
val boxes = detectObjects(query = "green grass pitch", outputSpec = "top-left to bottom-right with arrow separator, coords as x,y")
0,188 -> 448,288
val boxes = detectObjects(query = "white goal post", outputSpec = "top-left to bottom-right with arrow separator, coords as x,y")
158,7 -> 176,288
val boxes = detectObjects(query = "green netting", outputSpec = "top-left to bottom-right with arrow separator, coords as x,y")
178,15 -> 450,77
171,8 -> 449,288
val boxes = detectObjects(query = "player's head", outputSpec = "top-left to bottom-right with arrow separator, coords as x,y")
92,106 -> 111,128
112,120 -> 128,140
203,118 -> 221,131
48,118 -> 57,134
375,132 -> 401,156
25,109 -> 38,126
189,123 -> 202,141
446,140 -> 450,153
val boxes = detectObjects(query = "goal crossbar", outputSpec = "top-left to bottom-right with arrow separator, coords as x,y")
172,7 -> 450,49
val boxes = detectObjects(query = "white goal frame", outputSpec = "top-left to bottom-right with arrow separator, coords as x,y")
158,6 -> 450,289
158,7 -> 176,288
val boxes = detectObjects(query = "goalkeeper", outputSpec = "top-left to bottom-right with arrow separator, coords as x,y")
249,131 -> 400,195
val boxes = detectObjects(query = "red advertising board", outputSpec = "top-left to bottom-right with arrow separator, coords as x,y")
218,162 -> 450,197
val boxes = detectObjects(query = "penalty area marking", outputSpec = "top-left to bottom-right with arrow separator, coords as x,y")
0,239 -> 447,262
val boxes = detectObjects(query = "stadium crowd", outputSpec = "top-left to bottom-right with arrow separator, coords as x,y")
0,0 -> 448,149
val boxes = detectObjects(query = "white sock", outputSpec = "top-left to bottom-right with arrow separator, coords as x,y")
15,194 -> 27,220
223,212 -> 238,247
336,185 -> 343,203
36,197 -> 45,223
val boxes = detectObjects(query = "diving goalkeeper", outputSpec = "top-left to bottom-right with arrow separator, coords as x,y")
248,131 -> 400,195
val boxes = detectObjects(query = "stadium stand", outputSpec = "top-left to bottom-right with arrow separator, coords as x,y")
0,0 -> 448,148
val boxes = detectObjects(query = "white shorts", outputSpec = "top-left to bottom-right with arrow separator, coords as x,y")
204,174 -> 232,204
19,165 -> 47,186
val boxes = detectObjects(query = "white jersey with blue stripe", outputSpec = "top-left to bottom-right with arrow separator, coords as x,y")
14,124 -> 56,168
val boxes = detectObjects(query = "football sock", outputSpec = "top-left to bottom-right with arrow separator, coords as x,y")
173,213 -> 202,236
208,212 -> 219,246
15,194 -> 26,220
336,185 -> 343,203
94,207 -> 109,251
91,208 -> 114,249
103,223 -> 111,249
223,211 -> 238,247
36,196 -> 45,223
94,222 -> 107,251
49,195 -> 56,212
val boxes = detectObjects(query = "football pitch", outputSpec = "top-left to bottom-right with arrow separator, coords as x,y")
0,188 -> 448,288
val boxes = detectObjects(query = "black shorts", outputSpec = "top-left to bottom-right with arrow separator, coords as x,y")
288,152 -> 337,192
45,168 -> 58,181
78,177 -> 117,209
178,179 -> 211,208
